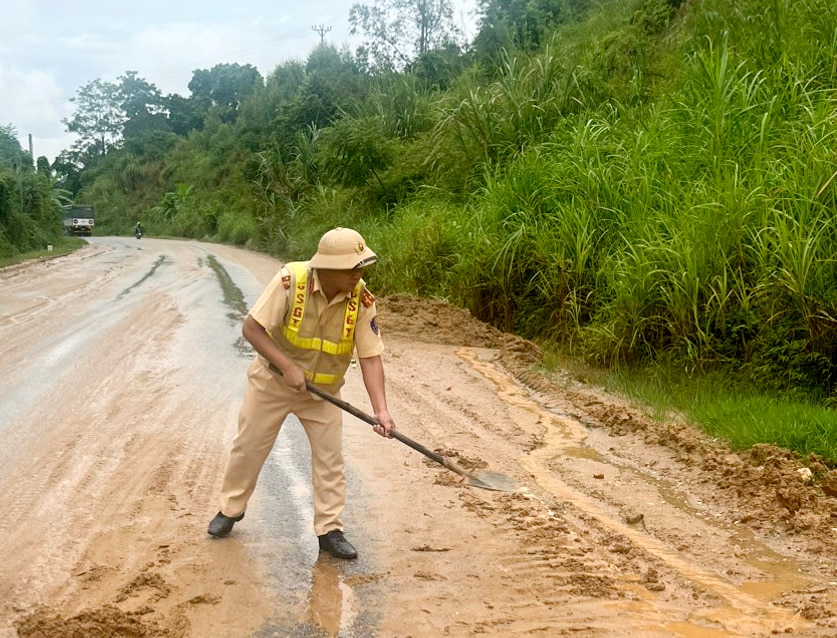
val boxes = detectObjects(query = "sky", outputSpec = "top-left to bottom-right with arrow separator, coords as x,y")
1,0 -> 477,164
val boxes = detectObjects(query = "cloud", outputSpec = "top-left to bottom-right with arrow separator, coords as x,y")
0,0 -> 477,163
127,24 -> 237,96
0,63 -> 75,161
124,17 -> 356,96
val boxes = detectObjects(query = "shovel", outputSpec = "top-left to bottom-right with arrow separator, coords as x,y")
309,381 -> 517,492
268,364 -> 516,492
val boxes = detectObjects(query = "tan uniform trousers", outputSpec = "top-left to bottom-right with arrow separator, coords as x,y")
219,356 -> 345,536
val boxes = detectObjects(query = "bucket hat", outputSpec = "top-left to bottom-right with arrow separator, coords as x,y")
309,228 -> 377,270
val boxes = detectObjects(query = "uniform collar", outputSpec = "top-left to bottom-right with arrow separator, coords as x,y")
309,265 -> 353,304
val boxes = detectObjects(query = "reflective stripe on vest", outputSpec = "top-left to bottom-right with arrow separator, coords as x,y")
280,263 -> 362,385
307,370 -> 342,386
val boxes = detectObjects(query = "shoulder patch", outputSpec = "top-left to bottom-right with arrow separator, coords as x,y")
361,288 -> 375,308
281,274 -> 291,289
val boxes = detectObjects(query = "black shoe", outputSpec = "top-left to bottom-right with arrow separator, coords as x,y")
318,530 -> 358,559
208,511 -> 244,538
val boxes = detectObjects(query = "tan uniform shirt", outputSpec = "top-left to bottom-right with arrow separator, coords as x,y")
249,262 -> 383,380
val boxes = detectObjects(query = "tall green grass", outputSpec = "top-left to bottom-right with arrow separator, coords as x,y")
403,18 -> 837,400
601,361 -> 837,464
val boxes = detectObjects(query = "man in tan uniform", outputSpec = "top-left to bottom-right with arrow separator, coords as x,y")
208,228 -> 395,559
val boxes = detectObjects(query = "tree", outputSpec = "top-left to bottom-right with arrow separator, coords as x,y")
270,45 -> 368,149
0,124 -> 22,164
349,0 -> 461,70
234,59 -> 307,146
0,125 -> 65,257
472,0 -> 580,60
36,156 -> 51,174
408,40 -> 467,89
62,79 -> 124,157
118,71 -> 170,140
266,60 -> 307,101
164,94 -> 204,136
187,63 -> 263,124
51,147 -> 96,197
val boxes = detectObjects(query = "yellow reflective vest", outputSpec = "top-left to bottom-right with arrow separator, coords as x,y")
272,262 -> 362,388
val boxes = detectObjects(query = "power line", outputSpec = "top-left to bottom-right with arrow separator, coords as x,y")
312,25 -> 332,44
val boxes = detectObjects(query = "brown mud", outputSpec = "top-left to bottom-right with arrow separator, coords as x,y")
2,243 -> 837,637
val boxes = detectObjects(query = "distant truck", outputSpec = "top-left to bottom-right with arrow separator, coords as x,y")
61,205 -> 95,236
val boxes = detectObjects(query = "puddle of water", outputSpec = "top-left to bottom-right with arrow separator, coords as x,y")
663,619 -> 747,637
600,598 -> 765,637
252,556 -> 371,638
309,559 -> 360,635
563,445 -> 604,461
735,537 -> 812,598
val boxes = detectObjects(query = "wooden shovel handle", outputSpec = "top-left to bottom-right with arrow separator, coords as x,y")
303,378 -> 450,467
267,362 -> 449,468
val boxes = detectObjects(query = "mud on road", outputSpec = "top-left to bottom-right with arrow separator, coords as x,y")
2,239 -> 837,637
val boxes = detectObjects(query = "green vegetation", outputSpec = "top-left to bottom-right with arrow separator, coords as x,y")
0,125 -> 70,259
5,0 -> 837,466
0,236 -> 86,268
601,359 -> 837,464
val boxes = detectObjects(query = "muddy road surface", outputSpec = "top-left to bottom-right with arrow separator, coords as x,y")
2,237 -> 837,637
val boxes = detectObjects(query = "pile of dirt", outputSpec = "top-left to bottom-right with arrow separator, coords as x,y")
15,605 -> 173,638
378,293 -> 544,370
377,294 -> 503,347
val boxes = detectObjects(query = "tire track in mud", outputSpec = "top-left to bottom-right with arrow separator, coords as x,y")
378,343 -> 660,636
378,331 -> 822,636
3,243 -> 273,638
457,347 -> 821,635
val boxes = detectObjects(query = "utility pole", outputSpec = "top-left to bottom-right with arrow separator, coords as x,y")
19,149 -> 24,214
312,24 -> 331,44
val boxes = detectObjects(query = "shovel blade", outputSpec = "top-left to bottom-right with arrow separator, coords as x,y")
468,471 -> 518,492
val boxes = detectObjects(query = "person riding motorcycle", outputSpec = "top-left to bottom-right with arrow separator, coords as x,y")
135,221 -> 144,239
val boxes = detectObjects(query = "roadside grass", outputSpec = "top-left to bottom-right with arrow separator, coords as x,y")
541,348 -> 837,468
0,237 -> 87,269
